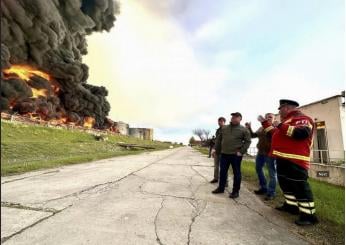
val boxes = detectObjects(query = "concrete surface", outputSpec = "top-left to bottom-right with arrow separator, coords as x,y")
1,147 -> 309,244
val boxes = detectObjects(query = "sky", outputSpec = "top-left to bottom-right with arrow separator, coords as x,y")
84,0 -> 345,145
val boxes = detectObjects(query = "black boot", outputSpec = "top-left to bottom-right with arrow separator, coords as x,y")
212,188 -> 224,194
229,191 -> 239,199
275,203 -> 299,215
295,213 -> 319,226
254,188 -> 267,195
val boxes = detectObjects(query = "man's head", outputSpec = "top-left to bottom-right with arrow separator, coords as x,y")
278,99 -> 299,118
230,112 -> 242,125
265,113 -> 274,123
218,117 -> 226,127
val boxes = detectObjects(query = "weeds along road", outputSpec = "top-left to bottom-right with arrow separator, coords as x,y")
1,147 -> 309,244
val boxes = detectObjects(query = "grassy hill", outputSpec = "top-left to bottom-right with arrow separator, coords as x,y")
1,121 -> 178,176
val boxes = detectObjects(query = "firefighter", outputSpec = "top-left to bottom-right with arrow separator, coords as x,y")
258,99 -> 318,226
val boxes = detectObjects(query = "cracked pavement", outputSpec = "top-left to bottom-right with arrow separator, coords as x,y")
1,147 -> 309,244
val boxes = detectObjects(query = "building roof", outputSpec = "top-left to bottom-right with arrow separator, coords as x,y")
298,91 -> 345,109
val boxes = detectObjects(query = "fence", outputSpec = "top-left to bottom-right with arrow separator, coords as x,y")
245,147 -> 345,165
311,150 -> 345,165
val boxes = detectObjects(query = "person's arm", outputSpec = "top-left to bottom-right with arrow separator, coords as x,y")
248,127 -> 258,138
214,130 -> 222,154
261,120 -> 275,135
276,119 -> 313,140
239,128 -> 251,155
245,122 -> 257,138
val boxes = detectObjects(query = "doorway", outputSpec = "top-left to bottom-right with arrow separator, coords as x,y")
313,121 -> 329,163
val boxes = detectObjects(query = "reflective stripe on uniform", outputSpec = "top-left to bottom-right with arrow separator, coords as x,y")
286,126 -> 295,137
284,194 -> 296,200
272,150 -> 310,161
264,126 -> 274,133
299,207 -> 316,215
307,122 -> 313,129
298,202 -> 315,208
285,200 -> 298,206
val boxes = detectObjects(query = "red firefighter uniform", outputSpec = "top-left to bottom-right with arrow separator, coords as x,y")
263,109 -> 314,169
262,109 -> 318,225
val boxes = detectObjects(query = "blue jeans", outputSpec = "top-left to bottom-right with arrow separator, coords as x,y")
255,154 -> 277,196
219,154 -> 243,193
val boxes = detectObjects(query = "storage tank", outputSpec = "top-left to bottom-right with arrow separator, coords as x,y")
129,128 -> 142,139
116,121 -> 129,135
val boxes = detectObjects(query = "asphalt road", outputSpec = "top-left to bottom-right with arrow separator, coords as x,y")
1,147 -> 309,244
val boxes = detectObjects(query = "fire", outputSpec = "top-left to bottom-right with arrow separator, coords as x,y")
83,117 -> 95,128
3,65 -> 54,99
31,88 -> 48,98
27,113 -> 42,121
2,65 -> 97,129
52,85 -> 60,93
3,65 -> 51,81
49,117 -> 68,125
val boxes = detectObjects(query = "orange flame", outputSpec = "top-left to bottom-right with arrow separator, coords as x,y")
83,117 -> 95,128
3,65 -> 54,98
3,65 -> 51,81
27,113 -> 42,121
49,117 -> 68,125
31,88 -> 48,98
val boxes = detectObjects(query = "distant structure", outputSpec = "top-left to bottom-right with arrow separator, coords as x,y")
115,121 -> 129,135
113,121 -> 153,141
129,128 -> 153,141
275,91 -> 345,164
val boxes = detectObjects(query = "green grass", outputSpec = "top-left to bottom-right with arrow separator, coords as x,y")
241,160 -> 345,223
194,146 -> 345,244
194,146 -> 210,155
242,160 -> 345,244
1,121 -> 178,176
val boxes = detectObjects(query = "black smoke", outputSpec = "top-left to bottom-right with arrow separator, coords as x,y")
0,0 -> 120,128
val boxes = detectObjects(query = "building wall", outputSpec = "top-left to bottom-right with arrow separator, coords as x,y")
340,99 -> 345,152
299,96 -> 344,162
308,163 -> 344,186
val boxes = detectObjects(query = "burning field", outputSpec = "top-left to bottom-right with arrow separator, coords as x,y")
1,0 -> 120,129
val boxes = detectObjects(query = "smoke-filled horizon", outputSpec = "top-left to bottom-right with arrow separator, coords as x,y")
1,0 -> 119,128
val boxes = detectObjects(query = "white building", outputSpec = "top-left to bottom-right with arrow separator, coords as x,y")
298,91 -> 345,164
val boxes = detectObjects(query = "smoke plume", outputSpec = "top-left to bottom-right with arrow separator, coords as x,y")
1,0 -> 119,128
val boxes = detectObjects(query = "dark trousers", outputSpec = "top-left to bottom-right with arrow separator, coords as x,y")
219,153 -> 243,193
276,158 -> 315,215
208,146 -> 213,157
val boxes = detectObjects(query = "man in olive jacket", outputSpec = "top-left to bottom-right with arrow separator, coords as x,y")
210,116 -> 226,184
212,112 -> 251,198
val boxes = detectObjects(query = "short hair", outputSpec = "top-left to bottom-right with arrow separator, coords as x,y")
218,117 -> 226,122
265,113 -> 274,117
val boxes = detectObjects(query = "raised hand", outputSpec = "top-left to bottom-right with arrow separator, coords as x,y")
257,115 -> 265,122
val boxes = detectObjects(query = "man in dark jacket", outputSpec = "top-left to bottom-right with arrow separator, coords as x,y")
210,117 -> 226,184
212,112 -> 251,198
